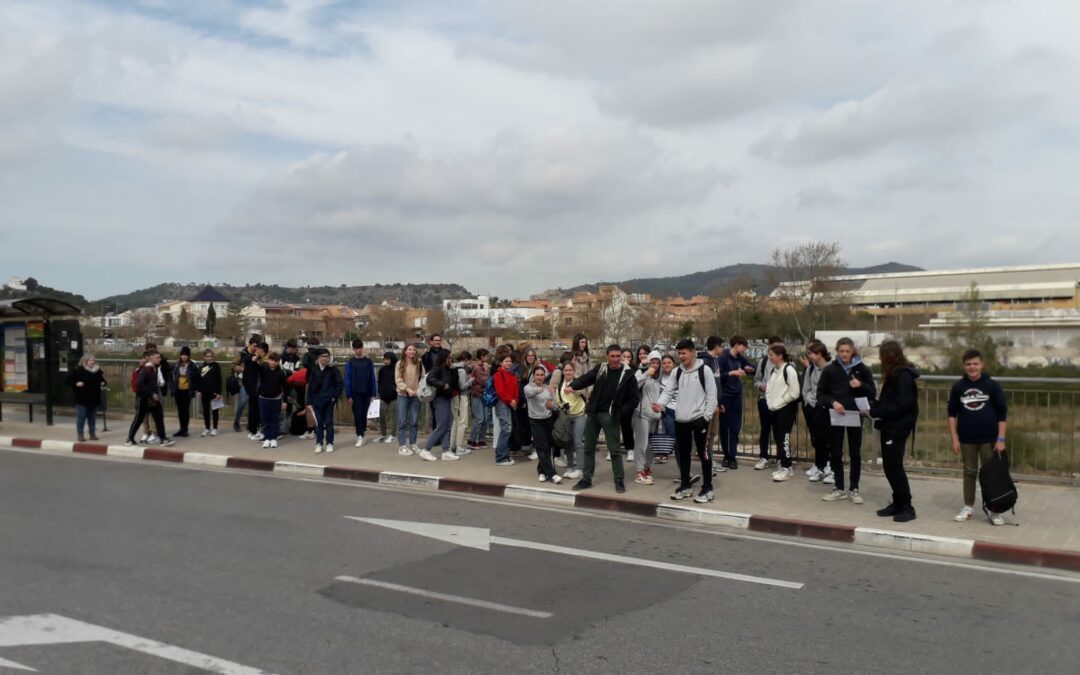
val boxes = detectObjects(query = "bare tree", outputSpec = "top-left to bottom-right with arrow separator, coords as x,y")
367,307 -> 410,344
601,295 -> 637,346
634,302 -> 671,346
767,241 -> 847,341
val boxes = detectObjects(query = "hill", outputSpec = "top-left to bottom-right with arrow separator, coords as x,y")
95,282 -> 473,311
0,280 -> 89,309
545,262 -> 922,299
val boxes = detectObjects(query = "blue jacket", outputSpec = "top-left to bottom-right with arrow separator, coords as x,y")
716,348 -> 751,398
307,363 -> 343,406
344,356 -> 377,398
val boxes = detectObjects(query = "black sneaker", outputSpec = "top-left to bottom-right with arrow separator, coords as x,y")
893,508 -> 917,523
233,423 -> 242,432
615,481 -> 626,494
160,438 -> 176,447
728,458 -> 738,470
690,474 -> 701,486
572,479 -> 593,491
876,503 -> 899,517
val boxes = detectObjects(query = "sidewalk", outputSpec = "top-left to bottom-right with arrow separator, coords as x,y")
3,413 -> 1079,571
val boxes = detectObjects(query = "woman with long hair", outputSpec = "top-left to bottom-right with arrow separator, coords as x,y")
802,341 -> 834,483
516,348 -> 544,457
66,354 -> 106,442
553,361 -> 586,479
818,337 -> 877,504
420,350 -> 459,462
492,352 -> 519,466
765,344 -> 801,482
868,340 -> 920,522
524,364 -> 562,483
570,333 -> 591,379
395,343 -> 424,456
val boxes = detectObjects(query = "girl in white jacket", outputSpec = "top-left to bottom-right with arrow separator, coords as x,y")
765,344 -> 801,482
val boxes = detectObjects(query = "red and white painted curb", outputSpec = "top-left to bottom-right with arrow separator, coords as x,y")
2,435 -> 1078,573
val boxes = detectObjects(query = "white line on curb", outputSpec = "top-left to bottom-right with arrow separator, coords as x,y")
504,484 -> 577,506
106,445 -> 144,459
335,576 -> 554,618
183,452 -> 230,467
39,440 -> 74,453
273,461 -> 327,476
854,527 -> 975,558
378,472 -> 440,488
657,505 -> 751,529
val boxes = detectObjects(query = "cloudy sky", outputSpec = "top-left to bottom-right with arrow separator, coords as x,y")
2,0 -> 1078,301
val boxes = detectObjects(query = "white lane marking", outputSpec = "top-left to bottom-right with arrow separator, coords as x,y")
0,655 -> 36,671
348,517 -> 804,590
8,445 -> 1080,585
335,576 -> 554,619
0,614 -> 274,674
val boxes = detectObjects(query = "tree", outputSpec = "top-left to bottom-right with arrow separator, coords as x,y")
767,241 -> 847,342
424,309 -> 447,344
634,302 -> 671,346
174,307 -> 201,341
600,294 -> 637,346
24,277 -> 39,292
214,304 -> 243,345
674,321 -> 695,341
947,282 -> 998,371
205,303 -> 217,337
368,306 -> 410,343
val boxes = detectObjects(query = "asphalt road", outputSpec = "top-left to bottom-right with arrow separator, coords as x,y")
1,451 -> 1078,674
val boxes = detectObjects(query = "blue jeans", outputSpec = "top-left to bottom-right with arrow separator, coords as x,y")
312,400 -> 335,445
469,395 -> 488,443
396,396 -> 420,446
662,408 -> 676,436
351,394 -> 372,437
494,401 -> 512,462
75,404 -> 97,437
426,397 -> 452,452
260,397 -> 282,441
721,394 -> 744,463
233,388 -> 248,428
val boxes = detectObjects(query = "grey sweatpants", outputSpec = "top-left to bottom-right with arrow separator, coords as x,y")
634,414 -> 659,473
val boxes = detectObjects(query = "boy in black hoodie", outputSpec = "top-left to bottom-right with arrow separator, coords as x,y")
947,349 -> 1008,524
125,351 -> 174,447
197,349 -> 223,436
377,351 -> 399,442
868,341 -> 919,522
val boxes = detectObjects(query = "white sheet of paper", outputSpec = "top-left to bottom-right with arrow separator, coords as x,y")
829,409 -> 862,427
367,398 -> 381,419
210,397 -> 225,411
855,397 -> 871,413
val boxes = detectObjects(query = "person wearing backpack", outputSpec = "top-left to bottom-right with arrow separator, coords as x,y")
125,351 -> 174,447
752,336 -> 785,471
867,340 -> 920,522
306,348 -> 342,454
653,339 -> 718,503
345,338 -> 378,448
765,344 -> 801,482
524,365 -> 562,484
394,343 -> 424,456
467,349 -> 491,449
633,350 -> 665,485
818,337 -> 877,504
377,351 -> 398,443
947,348 -> 1009,525
565,344 -> 642,494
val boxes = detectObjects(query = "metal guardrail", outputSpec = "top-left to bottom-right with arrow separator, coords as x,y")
85,360 -> 1078,483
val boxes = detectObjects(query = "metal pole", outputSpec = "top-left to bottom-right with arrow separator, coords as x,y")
44,319 -> 55,426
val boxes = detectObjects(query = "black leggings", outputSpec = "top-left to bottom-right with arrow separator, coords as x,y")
675,417 -> 712,491
620,413 -> 635,451
201,394 -> 220,429
176,393 -> 192,434
770,403 -> 797,468
881,430 -> 912,509
530,416 -> 557,479
804,404 -> 831,470
246,387 -> 261,433
829,424 -> 863,491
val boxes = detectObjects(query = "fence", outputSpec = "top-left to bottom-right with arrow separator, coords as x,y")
87,361 -> 1079,484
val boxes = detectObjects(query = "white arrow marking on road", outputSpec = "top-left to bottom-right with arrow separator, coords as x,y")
0,655 -> 36,671
335,577 -> 554,618
0,614 -> 275,675
347,517 -> 804,590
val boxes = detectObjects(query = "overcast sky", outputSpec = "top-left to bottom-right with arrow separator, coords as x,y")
2,0 -> 1078,301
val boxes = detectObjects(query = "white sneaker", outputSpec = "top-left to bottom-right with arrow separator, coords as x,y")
991,513 -> 1005,526
410,444 -> 421,454
314,444 -> 324,454
850,489 -> 864,505
139,434 -> 149,443
823,472 -> 835,485
564,469 -> 583,479
822,489 -> 849,502
302,431 -> 315,440
399,445 -> 414,456
772,467 -> 793,482
528,451 -> 538,461
325,444 -> 334,454
496,459 -> 516,466
200,429 -> 211,437
355,436 -> 365,448
627,451 -> 635,462
605,452 -> 612,461
538,474 -> 547,482
269,439 -> 278,449
253,432 -> 265,441
441,451 -> 460,461
262,440 -> 271,449
804,465 -> 819,476
419,449 -> 438,462
954,506 -> 974,522
146,435 -> 160,444
455,447 -> 472,456
554,457 -> 568,468
550,474 -> 563,485
806,467 -> 824,481
754,458 -> 769,471
210,429 -> 218,437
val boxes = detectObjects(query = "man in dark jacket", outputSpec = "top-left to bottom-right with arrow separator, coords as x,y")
564,344 -> 641,493
345,338 -> 378,447
242,341 -> 267,439
421,334 -> 450,431
307,349 -> 343,454
125,351 -> 174,447
715,334 -> 754,470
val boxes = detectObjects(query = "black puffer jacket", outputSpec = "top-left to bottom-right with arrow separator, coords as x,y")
817,358 -> 877,411
569,364 -> 641,419
66,366 -> 106,408
869,365 -> 920,434
425,365 -> 456,400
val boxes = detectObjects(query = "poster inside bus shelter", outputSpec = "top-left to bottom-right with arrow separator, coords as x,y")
3,322 -> 29,392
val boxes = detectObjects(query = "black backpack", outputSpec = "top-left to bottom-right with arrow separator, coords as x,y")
979,452 -> 1018,522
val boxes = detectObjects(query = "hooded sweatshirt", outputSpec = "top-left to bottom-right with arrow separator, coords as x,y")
655,358 -> 718,424
870,365 -> 920,435
766,360 -> 801,411
523,381 -> 554,420
635,350 -> 665,421
801,360 -> 827,408
817,355 -> 877,411
946,373 -> 1006,444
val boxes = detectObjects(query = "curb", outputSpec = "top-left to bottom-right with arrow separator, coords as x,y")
2,435 -> 1079,574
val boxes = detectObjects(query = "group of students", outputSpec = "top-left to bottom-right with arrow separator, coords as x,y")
75,329 -> 1008,525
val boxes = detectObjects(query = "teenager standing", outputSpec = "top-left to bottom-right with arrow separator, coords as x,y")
633,350 -> 664,485
125,351 -> 173,447
420,351 -> 460,462
377,351 -> 398,443
764,344 -> 801,482
170,346 -> 198,437
948,349 -> 1008,525
449,351 -> 472,456
395,344 -> 424,456
524,365 -> 561,483
258,352 -> 289,449
653,339 -> 718,503
554,361 -> 586,479
345,339 -> 377,448
306,349 -> 342,454
493,353 -> 519,466
802,341 -> 834,483
869,341 -> 920,522
818,338 -> 877,504
753,336 -> 784,470
715,335 -> 753,471
197,349 -> 223,436
467,349 -> 491,449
